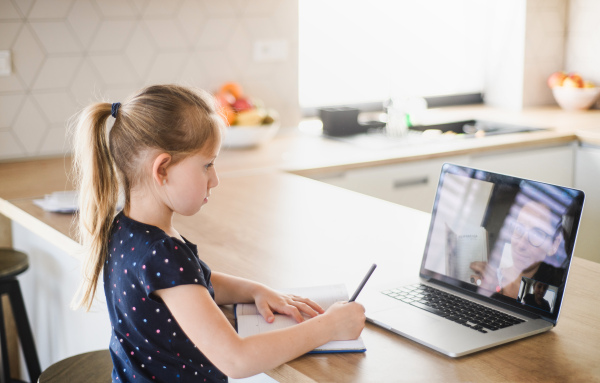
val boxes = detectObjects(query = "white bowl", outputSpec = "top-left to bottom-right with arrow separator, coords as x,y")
552,87 -> 600,111
221,122 -> 280,149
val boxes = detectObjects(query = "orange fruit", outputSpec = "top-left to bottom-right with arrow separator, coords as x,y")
219,82 -> 244,99
216,102 -> 236,126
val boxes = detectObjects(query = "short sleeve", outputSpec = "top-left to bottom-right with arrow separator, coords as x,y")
139,237 -> 210,297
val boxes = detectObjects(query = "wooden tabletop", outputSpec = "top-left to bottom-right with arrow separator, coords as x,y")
3,170 -> 600,382
2,105 -> 600,382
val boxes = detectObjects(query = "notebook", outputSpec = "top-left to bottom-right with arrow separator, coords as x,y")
235,284 -> 366,353
362,163 -> 585,357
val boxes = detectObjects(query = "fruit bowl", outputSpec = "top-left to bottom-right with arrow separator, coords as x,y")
552,87 -> 600,111
221,122 -> 280,149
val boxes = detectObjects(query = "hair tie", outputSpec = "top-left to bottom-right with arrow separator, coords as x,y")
111,102 -> 121,118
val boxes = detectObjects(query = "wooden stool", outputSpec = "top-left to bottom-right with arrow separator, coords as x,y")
37,350 -> 112,383
0,248 -> 41,383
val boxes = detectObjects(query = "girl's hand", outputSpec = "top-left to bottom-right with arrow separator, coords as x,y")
322,301 -> 366,341
253,286 -> 325,323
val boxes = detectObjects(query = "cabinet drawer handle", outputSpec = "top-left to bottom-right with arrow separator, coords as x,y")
316,172 -> 347,180
393,176 -> 428,189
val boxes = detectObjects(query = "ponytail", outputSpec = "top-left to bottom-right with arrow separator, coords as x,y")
70,103 -> 120,311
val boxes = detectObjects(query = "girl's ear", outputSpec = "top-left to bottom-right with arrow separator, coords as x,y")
152,153 -> 172,186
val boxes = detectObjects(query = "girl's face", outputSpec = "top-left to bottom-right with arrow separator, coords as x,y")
164,150 -> 219,216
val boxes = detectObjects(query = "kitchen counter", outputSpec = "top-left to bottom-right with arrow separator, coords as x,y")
2,105 -> 600,239
2,105 -> 600,247
2,154 -> 600,383
216,104 -> 599,178
1,104 -> 600,381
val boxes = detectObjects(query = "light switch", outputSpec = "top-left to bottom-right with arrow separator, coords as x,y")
0,50 -> 11,76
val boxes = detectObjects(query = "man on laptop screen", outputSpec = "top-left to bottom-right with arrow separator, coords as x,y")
424,167 -> 580,317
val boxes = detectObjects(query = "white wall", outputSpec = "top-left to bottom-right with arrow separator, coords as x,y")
1,0 -> 599,161
565,0 -> 600,88
485,0 -> 600,110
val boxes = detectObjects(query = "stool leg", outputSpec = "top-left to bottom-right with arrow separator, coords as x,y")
5,280 -> 41,383
0,298 -> 11,383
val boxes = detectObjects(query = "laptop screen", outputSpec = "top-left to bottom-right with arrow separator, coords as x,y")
420,163 -> 585,324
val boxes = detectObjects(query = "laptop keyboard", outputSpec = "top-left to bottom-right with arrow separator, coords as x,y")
381,284 -> 525,333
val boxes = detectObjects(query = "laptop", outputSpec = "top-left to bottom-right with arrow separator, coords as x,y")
362,163 -> 585,357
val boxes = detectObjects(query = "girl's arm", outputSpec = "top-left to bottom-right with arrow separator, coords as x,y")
154,284 -> 365,379
211,271 -> 324,323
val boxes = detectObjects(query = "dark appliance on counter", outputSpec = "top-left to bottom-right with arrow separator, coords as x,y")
318,107 -> 385,136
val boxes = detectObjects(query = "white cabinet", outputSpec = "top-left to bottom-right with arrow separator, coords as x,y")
469,144 -> 575,187
12,222 -> 111,375
311,155 -> 469,213
310,144 -> 575,214
574,144 -> 600,263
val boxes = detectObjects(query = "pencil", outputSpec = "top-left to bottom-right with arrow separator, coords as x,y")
349,263 -> 377,302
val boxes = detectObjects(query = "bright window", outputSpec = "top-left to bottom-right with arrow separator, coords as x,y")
299,0 -> 490,108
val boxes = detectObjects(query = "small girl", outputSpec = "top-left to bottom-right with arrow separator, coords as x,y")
70,84 -> 365,382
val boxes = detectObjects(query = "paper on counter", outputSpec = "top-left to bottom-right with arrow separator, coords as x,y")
33,190 -> 79,213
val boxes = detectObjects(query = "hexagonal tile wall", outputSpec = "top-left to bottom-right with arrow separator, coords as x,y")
0,0 -> 300,160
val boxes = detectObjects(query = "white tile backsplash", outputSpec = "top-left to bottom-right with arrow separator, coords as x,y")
125,24 -> 157,79
93,0 -> 139,18
69,60 -> 104,105
33,56 -> 83,90
177,1 -> 208,44
89,20 -> 136,53
0,22 -> 21,48
12,0 -> 35,18
143,0 -> 183,18
39,124 -> 69,156
28,0 -> 74,19
0,0 -> 299,161
0,0 -> 21,19
11,25 -> 45,88
12,96 -> 46,154
30,21 -> 82,54
142,19 -> 189,50
67,0 -> 101,47
0,130 -> 26,158
0,93 -> 24,127
0,73 -> 24,93
196,18 -> 237,49
144,51 -> 189,85
88,54 -> 139,87
32,91 -> 78,125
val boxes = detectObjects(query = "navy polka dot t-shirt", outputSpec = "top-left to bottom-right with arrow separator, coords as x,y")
104,212 -> 227,382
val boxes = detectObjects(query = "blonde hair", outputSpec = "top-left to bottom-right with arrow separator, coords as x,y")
71,84 -> 223,311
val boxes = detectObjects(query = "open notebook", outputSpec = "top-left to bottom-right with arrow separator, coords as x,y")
235,284 -> 366,353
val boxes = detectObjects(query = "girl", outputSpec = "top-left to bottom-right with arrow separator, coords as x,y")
70,84 -> 366,382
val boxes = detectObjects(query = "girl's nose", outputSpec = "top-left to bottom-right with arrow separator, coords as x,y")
210,171 -> 219,189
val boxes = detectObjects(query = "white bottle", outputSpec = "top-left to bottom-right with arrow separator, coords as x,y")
385,97 -> 409,137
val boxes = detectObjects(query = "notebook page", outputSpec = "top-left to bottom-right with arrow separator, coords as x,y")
235,284 -> 365,352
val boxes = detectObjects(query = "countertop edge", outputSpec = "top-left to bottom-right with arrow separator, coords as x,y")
0,198 -> 82,258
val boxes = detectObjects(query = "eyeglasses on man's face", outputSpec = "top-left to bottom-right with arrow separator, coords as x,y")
512,222 -> 555,247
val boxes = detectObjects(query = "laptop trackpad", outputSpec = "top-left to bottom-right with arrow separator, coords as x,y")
371,305 -> 443,336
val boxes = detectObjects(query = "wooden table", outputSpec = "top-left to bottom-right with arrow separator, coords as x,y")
2,162 -> 600,382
